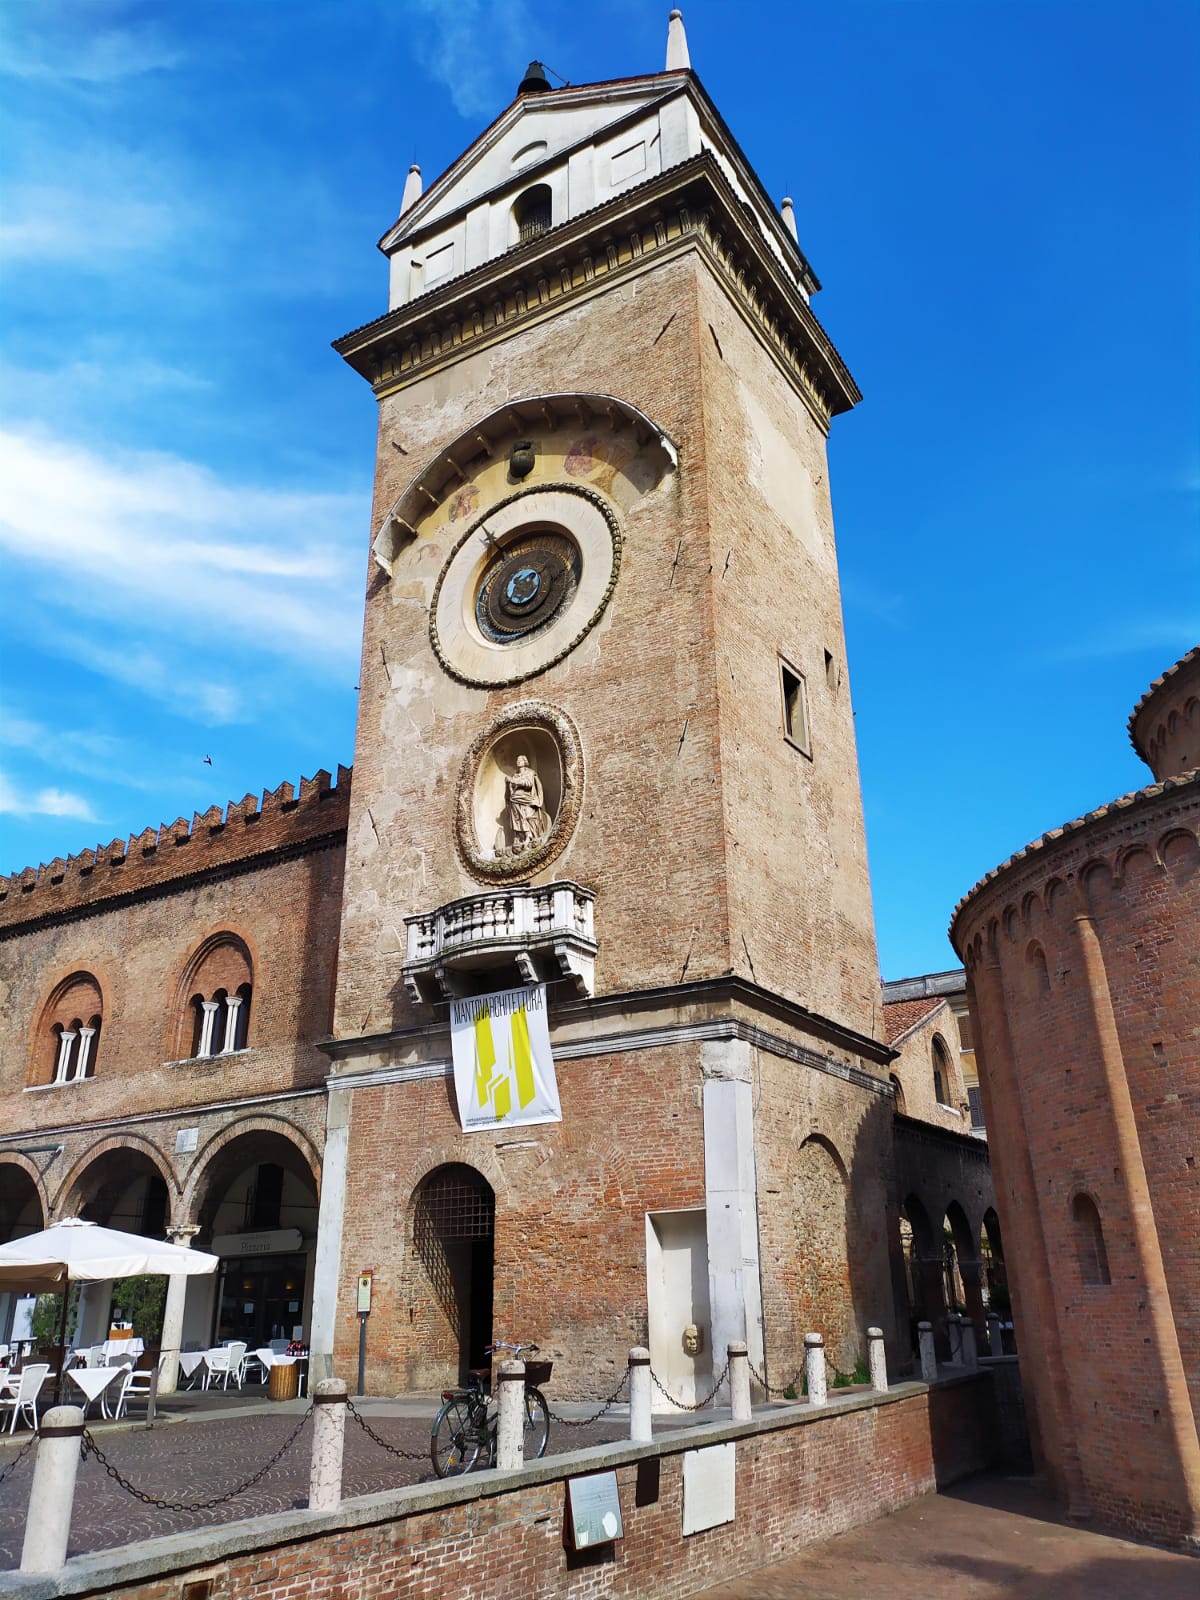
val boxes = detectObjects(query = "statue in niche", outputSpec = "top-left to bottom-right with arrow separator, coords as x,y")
501,752 -> 550,854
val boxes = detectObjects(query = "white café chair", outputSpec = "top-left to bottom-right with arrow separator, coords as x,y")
204,1341 -> 248,1390
113,1353 -> 166,1420
0,1364 -> 50,1433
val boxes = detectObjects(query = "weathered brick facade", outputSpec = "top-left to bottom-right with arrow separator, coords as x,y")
951,649 -> 1200,1545
0,45 -> 994,1432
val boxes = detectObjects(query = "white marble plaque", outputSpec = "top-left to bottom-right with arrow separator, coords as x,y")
682,1442 -> 735,1535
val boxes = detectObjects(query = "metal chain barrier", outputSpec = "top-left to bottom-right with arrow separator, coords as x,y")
345,1398 -> 429,1462
748,1359 -> 864,1397
79,1405 -> 314,1512
647,1356 -> 731,1412
0,1436 -> 36,1488
747,1360 -> 802,1399
546,1367 -> 629,1427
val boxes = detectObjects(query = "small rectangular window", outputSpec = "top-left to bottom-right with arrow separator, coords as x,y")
967,1086 -> 986,1131
779,659 -> 811,755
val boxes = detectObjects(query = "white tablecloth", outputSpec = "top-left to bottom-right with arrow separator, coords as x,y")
102,1339 -> 143,1362
177,1351 -> 208,1379
66,1365 -> 126,1414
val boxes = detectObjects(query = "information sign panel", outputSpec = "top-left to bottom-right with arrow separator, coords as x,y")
566,1472 -> 624,1549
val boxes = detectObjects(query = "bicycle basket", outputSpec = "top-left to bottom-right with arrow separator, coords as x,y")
524,1359 -> 552,1387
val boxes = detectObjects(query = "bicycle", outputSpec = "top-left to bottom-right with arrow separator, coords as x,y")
430,1341 -> 552,1477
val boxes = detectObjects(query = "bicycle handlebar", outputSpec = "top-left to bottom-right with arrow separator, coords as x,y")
485,1340 -> 540,1356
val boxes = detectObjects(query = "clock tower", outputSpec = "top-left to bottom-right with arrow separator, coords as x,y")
311,12 -> 896,1397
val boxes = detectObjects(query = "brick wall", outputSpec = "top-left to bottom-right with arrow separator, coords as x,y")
952,770 -> 1200,1545
10,1379 -> 993,1600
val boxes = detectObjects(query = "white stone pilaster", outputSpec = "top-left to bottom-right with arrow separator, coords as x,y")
308,1088 -> 351,1385
702,1039 -> 765,1394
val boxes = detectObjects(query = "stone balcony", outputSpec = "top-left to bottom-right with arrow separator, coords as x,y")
402,881 -> 596,1005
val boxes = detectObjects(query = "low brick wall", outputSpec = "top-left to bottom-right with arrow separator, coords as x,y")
10,1377 -> 991,1600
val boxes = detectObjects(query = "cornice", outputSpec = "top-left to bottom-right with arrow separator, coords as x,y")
319,972 -> 893,1073
333,154 -> 860,433
949,767 -> 1200,948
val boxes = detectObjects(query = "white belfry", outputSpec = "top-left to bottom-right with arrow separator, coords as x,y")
666,9 -> 690,70
401,164 -> 422,214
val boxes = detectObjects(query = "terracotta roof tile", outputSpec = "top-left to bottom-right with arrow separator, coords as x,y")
881,996 -> 945,1044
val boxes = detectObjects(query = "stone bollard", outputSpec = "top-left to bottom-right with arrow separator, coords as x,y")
918,1321 -> 937,1384
804,1332 -> 827,1408
946,1313 -> 963,1365
309,1378 -> 348,1512
628,1347 -> 652,1443
987,1312 -> 1004,1357
494,1359 -> 526,1472
727,1341 -> 752,1423
961,1319 -> 979,1371
867,1326 -> 888,1392
20,1406 -> 85,1574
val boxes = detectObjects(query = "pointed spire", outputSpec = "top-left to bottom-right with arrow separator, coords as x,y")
780,197 -> 798,244
401,164 -> 422,215
666,9 -> 690,70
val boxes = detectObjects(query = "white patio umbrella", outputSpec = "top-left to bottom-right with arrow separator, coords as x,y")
0,1218 -> 219,1287
0,1218 -> 219,1398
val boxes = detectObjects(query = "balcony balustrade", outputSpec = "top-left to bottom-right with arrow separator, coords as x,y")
402,881 -> 596,1004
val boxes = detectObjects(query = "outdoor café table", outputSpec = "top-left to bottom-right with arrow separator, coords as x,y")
101,1338 -> 144,1362
176,1350 -> 208,1387
65,1363 -> 126,1418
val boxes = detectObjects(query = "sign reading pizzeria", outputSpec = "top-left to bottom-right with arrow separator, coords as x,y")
449,983 -> 562,1132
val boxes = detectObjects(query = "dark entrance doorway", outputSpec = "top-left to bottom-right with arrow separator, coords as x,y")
414,1164 -> 494,1381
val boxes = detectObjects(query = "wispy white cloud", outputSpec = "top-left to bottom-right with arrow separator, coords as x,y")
1046,620 -> 1200,665
0,177 -> 180,266
0,426 -> 365,675
0,15 -> 183,85
405,0 -> 536,120
0,769 -> 97,823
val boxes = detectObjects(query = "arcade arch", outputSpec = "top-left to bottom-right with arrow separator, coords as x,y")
189,1126 -> 321,1349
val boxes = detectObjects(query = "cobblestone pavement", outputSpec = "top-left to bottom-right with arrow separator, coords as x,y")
0,1393 -> 627,1570
684,1475 -> 1200,1600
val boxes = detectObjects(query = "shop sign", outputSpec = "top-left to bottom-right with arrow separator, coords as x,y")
212,1228 -> 303,1257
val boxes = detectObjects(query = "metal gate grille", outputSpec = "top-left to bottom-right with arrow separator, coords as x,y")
415,1166 -> 494,1241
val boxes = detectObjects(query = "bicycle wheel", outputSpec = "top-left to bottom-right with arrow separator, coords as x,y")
523,1386 -> 550,1459
431,1395 -> 483,1477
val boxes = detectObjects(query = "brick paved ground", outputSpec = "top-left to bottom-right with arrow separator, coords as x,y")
685,1474 -> 1199,1599
0,1390 -> 628,1570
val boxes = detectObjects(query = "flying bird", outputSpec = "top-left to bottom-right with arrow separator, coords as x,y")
203,755 -> 212,765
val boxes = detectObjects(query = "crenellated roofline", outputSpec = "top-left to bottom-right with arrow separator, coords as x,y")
0,766 -> 352,934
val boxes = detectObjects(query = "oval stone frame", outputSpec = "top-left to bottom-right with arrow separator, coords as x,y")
430,483 -> 622,688
455,702 -> 584,884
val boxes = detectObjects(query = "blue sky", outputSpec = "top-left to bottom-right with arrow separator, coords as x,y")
1,0 -> 1196,979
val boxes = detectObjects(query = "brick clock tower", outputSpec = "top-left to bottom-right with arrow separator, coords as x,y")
311,13 -> 896,1398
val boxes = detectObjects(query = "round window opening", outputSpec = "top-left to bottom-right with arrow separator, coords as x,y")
474,531 -> 580,644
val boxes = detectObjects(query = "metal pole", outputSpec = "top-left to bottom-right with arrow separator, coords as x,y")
356,1311 -> 367,1395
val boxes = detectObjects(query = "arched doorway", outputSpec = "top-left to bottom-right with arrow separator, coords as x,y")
193,1129 -> 320,1348
413,1165 -> 494,1381
0,1163 -> 45,1346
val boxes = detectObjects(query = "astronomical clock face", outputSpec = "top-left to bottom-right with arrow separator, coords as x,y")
474,533 -> 581,644
430,484 -> 621,690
